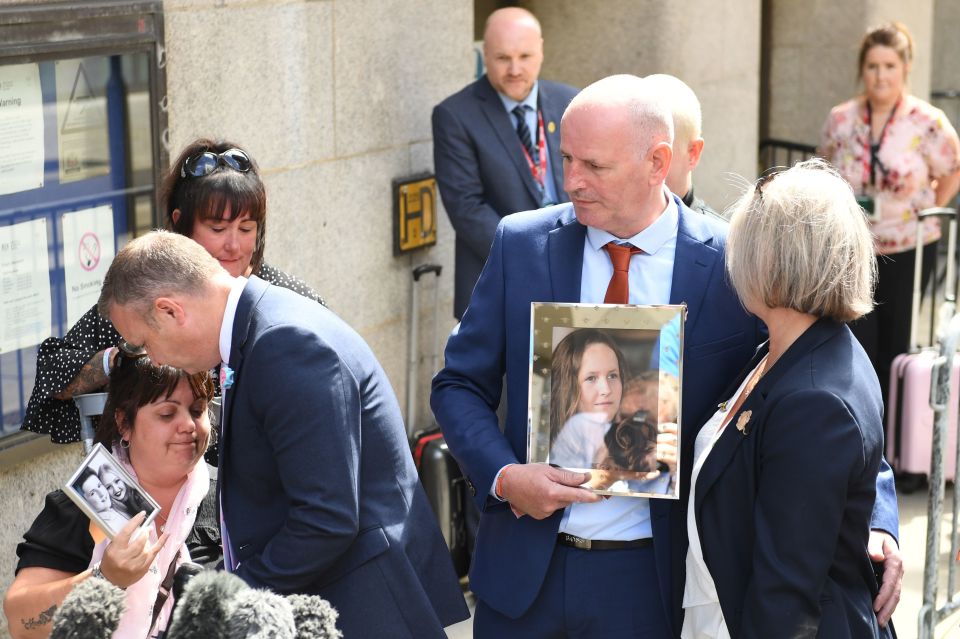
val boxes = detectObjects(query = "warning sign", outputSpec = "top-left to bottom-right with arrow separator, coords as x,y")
55,59 -> 110,184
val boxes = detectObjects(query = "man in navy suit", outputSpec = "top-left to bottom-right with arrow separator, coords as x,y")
431,75 -> 902,637
432,7 -> 578,319
98,231 -> 468,638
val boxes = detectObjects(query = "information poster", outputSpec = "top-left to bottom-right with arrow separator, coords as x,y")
62,205 -> 114,326
0,218 -> 51,353
0,63 -> 45,196
55,59 -> 110,184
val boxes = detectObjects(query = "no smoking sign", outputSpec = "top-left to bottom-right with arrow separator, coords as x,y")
78,231 -> 100,271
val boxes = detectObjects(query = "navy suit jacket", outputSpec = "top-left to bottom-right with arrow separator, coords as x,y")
431,200 -> 900,633
692,319 -> 887,638
220,277 -> 468,637
432,75 -> 578,318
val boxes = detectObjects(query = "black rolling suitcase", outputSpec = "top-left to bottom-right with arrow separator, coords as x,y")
413,428 -> 470,577
407,264 -> 472,578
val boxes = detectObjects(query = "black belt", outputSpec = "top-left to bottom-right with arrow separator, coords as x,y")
557,533 -> 653,551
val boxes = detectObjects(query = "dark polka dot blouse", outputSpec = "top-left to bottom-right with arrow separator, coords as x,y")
21,263 -> 325,444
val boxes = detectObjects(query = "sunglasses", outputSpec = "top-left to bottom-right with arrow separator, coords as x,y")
754,166 -> 787,199
117,340 -> 147,359
180,148 -> 252,178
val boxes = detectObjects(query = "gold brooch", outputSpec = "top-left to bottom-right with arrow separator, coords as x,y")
736,410 -> 752,434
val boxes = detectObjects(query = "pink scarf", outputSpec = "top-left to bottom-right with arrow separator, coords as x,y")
89,448 -> 210,638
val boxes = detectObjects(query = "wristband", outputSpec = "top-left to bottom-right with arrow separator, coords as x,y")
495,464 -> 513,500
102,347 -> 114,376
90,562 -> 125,590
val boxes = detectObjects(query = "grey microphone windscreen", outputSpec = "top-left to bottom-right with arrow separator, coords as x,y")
165,570 -> 247,639
287,594 -> 342,639
50,577 -> 126,639
226,589 -> 296,639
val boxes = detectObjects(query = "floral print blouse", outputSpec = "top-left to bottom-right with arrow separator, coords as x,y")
819,94 -> 960,254
21,263 -> 325,444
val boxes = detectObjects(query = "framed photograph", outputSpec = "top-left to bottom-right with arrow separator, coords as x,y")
64,443 -> 160,540
528,303 -> 685,499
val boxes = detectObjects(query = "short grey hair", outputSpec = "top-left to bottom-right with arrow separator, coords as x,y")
563,74 -> 674,159
644,73 -> 702,145
97,230 -> 223,319
726,159 -> 876,322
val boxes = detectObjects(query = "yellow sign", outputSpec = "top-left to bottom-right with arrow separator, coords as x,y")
394,174 -> 437,255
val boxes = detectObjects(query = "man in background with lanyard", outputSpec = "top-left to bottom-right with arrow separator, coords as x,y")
432,7 -> 578,320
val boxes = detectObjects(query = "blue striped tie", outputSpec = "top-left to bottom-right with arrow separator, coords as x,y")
512,105 -> 536,159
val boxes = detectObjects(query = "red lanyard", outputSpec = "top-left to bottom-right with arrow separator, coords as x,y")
861,96 -> 901,188
520,110 -> 548,188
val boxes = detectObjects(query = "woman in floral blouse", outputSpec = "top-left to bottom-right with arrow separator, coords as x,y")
22,139 -> 325,444
819,21 -> 960,402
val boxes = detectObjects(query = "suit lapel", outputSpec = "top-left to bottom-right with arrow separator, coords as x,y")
474,76 -> 542,204
692,345 -> 769,513
219,276 -> 270,462
540,84 -> 566,200
547,206 -> 585,302
669,200 -> 720,337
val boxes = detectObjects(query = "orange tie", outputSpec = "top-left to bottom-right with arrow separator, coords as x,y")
603,242 -> 642,304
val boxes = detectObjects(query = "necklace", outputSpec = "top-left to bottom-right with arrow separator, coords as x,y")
155,510 -> 168,533
718,355 -> 769,413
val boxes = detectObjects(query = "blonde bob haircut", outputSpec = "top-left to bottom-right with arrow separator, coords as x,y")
726,158 -> 876,322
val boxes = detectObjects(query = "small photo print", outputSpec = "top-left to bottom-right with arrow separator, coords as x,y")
64,443 -> 160,540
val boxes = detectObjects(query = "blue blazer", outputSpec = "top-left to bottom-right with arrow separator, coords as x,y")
432,75 -> 578,318
220,277 -> 468,637
431,201 -> 900,633
691,319 -> 887,638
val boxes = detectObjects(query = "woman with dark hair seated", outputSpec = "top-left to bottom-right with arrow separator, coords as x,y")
4,354 -> 220,639
22,138 -> 324,444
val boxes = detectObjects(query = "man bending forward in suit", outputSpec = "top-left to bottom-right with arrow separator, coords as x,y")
432,7 -> 578,319
431,74 -> 902,637
98,231 -> 468,638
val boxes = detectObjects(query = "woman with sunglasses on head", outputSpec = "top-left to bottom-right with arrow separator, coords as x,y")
22,138 -> 325,445
818,22 -> 960,411
4,354 -> 220,639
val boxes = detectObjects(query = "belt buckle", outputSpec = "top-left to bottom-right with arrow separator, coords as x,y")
564,533 -> 591,550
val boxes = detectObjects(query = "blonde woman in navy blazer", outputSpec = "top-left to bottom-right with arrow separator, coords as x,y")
683,159 -> 890,638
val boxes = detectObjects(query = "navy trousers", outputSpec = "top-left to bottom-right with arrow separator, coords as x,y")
474,543 -> 670,638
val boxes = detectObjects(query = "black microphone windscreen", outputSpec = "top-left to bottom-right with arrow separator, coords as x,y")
172,562 -> 204,601
226,589 -> 296,639
50,577 -> 126,639
165,570 -> 247,639
287,594 -> 342,639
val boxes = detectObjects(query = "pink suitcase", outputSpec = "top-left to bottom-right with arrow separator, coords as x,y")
886,207 -> 958,483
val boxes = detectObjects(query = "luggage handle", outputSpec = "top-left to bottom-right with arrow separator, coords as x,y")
910,207 -> 958,352
406,263 -> 444,437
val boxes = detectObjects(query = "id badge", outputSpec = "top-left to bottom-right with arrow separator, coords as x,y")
856,194 -> 882,223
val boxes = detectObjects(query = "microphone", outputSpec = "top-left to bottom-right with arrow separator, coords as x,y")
172,562 -> 205,602
50,577 -> 126,639
287,594 -> 342,639
165,570 -> 248,639
225,589 -> 296,639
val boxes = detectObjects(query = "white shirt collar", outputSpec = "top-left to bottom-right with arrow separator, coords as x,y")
219,276 -> 248,365
585,186 -> 679,255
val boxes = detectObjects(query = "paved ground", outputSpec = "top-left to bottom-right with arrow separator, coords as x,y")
445,485 -> 960,638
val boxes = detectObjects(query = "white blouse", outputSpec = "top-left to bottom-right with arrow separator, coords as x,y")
681,360 -> 764,639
